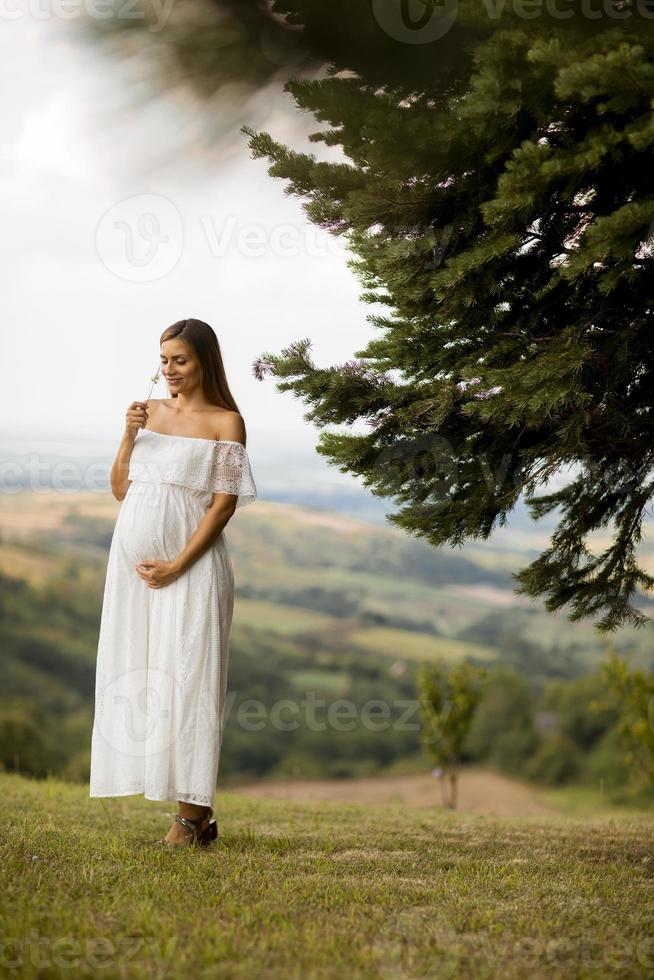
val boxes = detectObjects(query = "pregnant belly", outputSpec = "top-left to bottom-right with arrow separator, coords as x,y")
115,481 -> 207,566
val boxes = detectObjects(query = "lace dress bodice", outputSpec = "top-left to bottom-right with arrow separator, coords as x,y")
127,427 -> 257,508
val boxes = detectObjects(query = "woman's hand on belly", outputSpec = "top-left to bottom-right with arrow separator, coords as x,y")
134,558 -> 184,589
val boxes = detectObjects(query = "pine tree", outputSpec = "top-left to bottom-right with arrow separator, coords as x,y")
240,3 -> 654,632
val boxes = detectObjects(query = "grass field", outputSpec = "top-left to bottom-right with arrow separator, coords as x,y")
2,771 -> 653,979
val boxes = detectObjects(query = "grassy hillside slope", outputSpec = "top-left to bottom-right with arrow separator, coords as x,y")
1,489 -> 653,788
1,771 -> 652,979
2,491 -> 653,676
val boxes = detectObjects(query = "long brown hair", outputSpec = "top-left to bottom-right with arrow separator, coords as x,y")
160,318 -> 240,413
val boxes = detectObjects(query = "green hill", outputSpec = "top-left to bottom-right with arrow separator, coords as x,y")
1,491 -> 653,787
1,770 -> 652,979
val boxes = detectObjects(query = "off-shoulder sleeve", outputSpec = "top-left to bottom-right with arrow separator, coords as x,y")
209,442 -> 257,508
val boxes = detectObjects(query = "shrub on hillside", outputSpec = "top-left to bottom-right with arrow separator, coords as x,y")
525,735 -> 581,786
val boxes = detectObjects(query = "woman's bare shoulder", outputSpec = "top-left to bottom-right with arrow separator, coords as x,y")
214,410 -> 246,445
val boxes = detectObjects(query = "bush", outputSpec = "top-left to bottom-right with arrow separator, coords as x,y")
525,735 -> 581,786
542,672 -> 620,751
489,726 -> 540,774
0,706 -> 48,777
587,727 -> 633,792
464,668 -> 539,774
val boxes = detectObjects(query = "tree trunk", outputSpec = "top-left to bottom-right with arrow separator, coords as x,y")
449,770 -> 458,810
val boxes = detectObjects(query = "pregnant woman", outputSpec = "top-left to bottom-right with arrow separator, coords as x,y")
89,318 -> 256,848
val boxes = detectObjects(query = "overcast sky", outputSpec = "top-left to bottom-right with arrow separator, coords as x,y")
1,16 -> 377,482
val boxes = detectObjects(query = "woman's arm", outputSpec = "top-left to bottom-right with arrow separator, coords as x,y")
173,411 -> 246,567
171,495 -> 238,575
111,400 -> 149,501
172,410 -> 246,569
110,431 -> 136,502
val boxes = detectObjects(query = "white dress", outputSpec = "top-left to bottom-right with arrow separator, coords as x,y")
88,427 -> 257,807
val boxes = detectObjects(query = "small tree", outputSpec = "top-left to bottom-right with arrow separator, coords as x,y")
601,651 -> 654,785
418,658 -> 485,809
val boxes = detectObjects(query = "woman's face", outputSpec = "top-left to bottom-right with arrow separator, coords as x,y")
160,339 -> 201,395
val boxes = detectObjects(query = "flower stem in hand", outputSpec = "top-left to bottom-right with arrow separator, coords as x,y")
145,365 -> 161,403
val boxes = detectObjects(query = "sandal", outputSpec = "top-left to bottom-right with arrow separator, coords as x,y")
153,806 -> 219,848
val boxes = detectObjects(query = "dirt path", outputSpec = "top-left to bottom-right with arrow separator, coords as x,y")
232,767 -> 557,817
